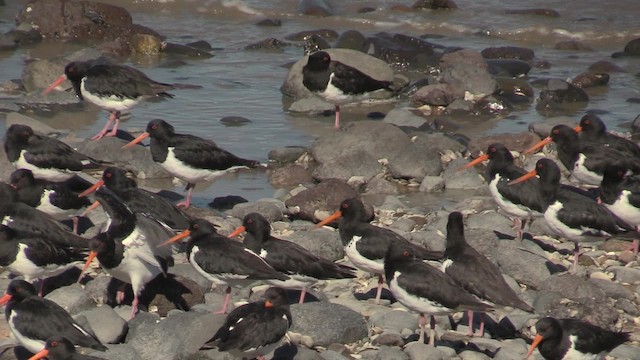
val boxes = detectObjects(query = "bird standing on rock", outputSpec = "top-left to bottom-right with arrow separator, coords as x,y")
122,119 -> 262,208
43,60 -> 175,140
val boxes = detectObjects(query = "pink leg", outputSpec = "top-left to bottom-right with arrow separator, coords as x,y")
513,217 -> 523,240
38,280 -> 45,297
91,113 -> 116,141
176,186 -> 195,208
71,216 -> 80,234
624,239 -> 639,256
213,287 -> 232,314
477,313 -> 485,337
334,105 -> 341,129
106,112 -> 121,137
467,310 -> 474,336
374,274 -> 384,304
299,288 -> 307,304
429,315 -> 436,347
129,296 -> 139,320
418,313 -> 426,344
116,283 -> 127,304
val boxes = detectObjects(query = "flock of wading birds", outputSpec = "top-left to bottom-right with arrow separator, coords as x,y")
0,51 -> 638,359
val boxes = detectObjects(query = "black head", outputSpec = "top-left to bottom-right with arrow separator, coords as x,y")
0,225 -> 16,242
188,219 -> 218,239
5,124 -> 34,144
445,211 -> 466,248
602,165 -> 628,184
263,287 -> 288,308
385,242 -> 416,263
534,158 -> 561,185
339,198 -> 368,222
534,317 -> 562,341
0,182 -> 20,204
305,51 -> 332,72
486,143 -> 514,163
88,234 -> 114,255
579,114 -> 606,135
145,119 -> 175,139
3,280 -> 37,303
43,336 -> 77,357
242,213 -> 271,238
549,125 -> 579,144
9,169 -> 36,189
102,167 -> 137,190
63,61 -> 92,83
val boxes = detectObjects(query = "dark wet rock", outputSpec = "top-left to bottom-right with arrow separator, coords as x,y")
148,275 -> 205,317
335,30 -> 367,52
298,0 -> 334,16
496,79 -> 534,104
364,176 -> 399,195
413,132 -> 467,154
311,121 -> 441,181
612,37 -> 640,58
74,136 -> 171,179
185,40 -> 213,51
285,29 -> 339,41
281,48 -> 394,99
383,108 -> 429,129
46,283 -> 96,315
486,59 -> 531,77
536,79 -> 589,112
170,263 -> 212,292
75,306 -> 128,344
304,34 -> 331,53
162,42 -> 214,58
412,0 -> 458,10
571,72 -> 609,88
280,227 -> 345,262
219,116 -> 251,126
365,33 -> 438,70
268,146 -> 308,163
208,195 -> 248,211
130,33 -> 162,55
244,38 -> 287,52
443,158 -> 485,190
473,95 -> 513,115
468,131 -> 540,155
588,60 -> 625,73
256,19 -> 282,27
528,117 -> 575,138
290,302 -> 368,346
481,46 -> 535,61
554,40 -> 592,51
269,164 -> 314,187
505,8 -> 560,17
413,83 -> 464,106
0,35 -> 17,51
5,25 -> 42,46
440,49 -> 497,99
358,7 -> 376,14
284,179 -> 359,222
231,200 -> 284,222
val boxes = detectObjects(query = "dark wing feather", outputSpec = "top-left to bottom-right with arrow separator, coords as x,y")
209,302 -> 261,344
24,135 -> 97,171
560,319 -> 630,354
582,145 -> 640,174
216,308 -> 290,352
263,238 -> 355,279
556,192 -> 630,234
23,237 -> 85,266
116,188 -> 191,230
330,62 -> 392,95
84,64 -> 173,99
193,240 -> 287,280
171,134 -> 259,171
47,184 -> 92,210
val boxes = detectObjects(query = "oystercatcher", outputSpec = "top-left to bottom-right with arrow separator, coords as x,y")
443,212 -> 534,337
463,143 -> 544,239
0,280 -> 107,354
29,336 -> 106,360
302,51 -> 393,128
79,186 -> 173,319
78,167 -> 191,232
0,225 -> 84,296
229,213 -> 356,303
4,124 -> 103,182
599,165 -> 640,255
576,113 -> 640,158
315,198 -> 443,304
205,287 -> 291,360
122,119 -> 262,208
524,125 -> 640,186
385,242 -> 493,346
526,317 -> 630,360
159,219 -> 288,314
43,60 -> 174,140
509,158 -> 635,272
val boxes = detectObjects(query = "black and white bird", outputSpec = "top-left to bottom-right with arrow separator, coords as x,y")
385,242 -> 493,346
0,280 -> 107,354
229,213 -> 356,303
160,219 -> 288,314
4,124 -> 103,182
29,336 -> 107,360
80,186 -> 173,320
599,166 -> 640,255
442,212 -> 534,337
205,287 -> 291,360
526,317 -> 629,360
302,51 -> 393,128
576,113 -> 640,158
122,119 -> 262,208
316,198 -> 442,304
43,60 -> 174,140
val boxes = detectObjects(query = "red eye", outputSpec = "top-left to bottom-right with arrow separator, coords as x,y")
68,67 -> 75,73
323,56 -> 329,62
490,147 -> 496,152
51,341 -> 58,347
247,219 -> 253,224
106,173 -> 112,178
538,164 -> 544,169
585,120 -> 591,124
402,250 -> 410,257
193,223 -> 200,229
342,203 -> 349,209
552,129 -> 559,134
152,124 -> 158,130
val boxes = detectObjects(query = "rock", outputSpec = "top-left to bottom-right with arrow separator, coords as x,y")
571,72 -> 609,88
374,346 -> 409,360
290,302 -> 368,346
588,60 -> 625,73
504,8 -> 560,17
609,345 -> 640,360
608,266 -> 640,284
442,158 -> 485,190
75,306 -> 128,344
285,29 -> 339,42
473,95 -> 513,115
365,33 -> 438,70
83,275 -> 112,302
486,59 -> 531,77
219,116 -> 251,126
372,332 -> 405,347
90,344 -> 142,360
412,83 -> 464,106
244,38 -> 287,52
412,132 -> 467,154
370,309 -> 418,332
495,241 -> 553,289
231,200 -> 285,222
5,112 -> 59,135
162,43 -> 214,58
554,40 -> 593,51
45,283 -> 95,315
528,117 -> 575,138
287,97 -> 334,113
130,33 -> 162,55
148,275 -> 205,316
412,0 -> 458,10
284,179 -> 359,222
365,176 -> 399,195
612,37 -> 640,58
481,46 -> 535,61
419,176 -> 445,192
208,195 -> 248,211
269,164 -> 314,188
496,79 -> 534,103
465,212 -> 514,235
459,351 -> 492,360
170,263 -> 212,291
255,19 -> 282,27
298,0 -> 334,16
589,278 -> 634,300
280,227 -> 345,262
335,30 -> 367,52
311,121 -> 441,181
268,146 -> 308,163
468,132 -> 540,155
440,49 -> 497,100
281,48 -> 394,99
383,108 -> 429,129
536,79 -> 589,113
404,343 -> 450,360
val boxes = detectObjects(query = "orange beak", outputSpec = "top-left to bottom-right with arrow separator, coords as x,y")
157,229 -> 191,248
264,300 -> 274,308
122,132 -> 150,149
78,179 -> 105,197
525,334 -> 543,359
460,154 -> 489,171
0,294 -> 12,306
508,169 -> 538,185
42,74 -> 67,95
228,226 -> 246,238
78,251 -> 98,283
314,210 -> 343,228
574,125 -> 582,133
80,201 -> 101,217
523,136 -> 552,154
28,349 -> 49,360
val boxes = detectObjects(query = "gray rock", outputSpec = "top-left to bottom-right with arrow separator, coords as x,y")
419,176 -> 445,192
284,179 -> 359,222
412,132 -> 467,155
406,230 -> 446,253
281,49 -> 393,99
465,212 -> 513,236
76,306 -> 128,343
290,302 -> 368,346
459,350 -> 492,360
608,266 -> 640,284
374,346 -> 409,360
495,241 -> 552,288
184,348 -> 236,360
269,164 -> 315,188
440,49 -> 497,100
45,283 -> 95,315
369,309 -> 418,332
527,117 -> 575,138
468,132 -> 541,155
335,30 -> 367,52
230,200 -> 284,222
90,344 -> 142,360
383,109 -> 429,129
390,218 -> 416,232
83,275 -> 112,302
403,343 -> 449,360
615,298 -> 640,316
443,158 -> 486,190
413,83 -> 464,106
288,97 -> 334,113
609,344 -> 640,360
280,228 -> 345,262
298,0 -> 334,16
372,331 -> 404,347
589,278 -> 634,300
319,350 -> 350,360
5,112 -> 59,135
365,176 -> 400,195
268,146 -> 309,163
170,263 -> 212,291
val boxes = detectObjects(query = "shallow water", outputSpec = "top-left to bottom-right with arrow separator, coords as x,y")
1,0 -> 639,207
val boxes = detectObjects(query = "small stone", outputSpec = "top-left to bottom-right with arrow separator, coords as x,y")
419,176 -> 445,192
219,116 -> 251,126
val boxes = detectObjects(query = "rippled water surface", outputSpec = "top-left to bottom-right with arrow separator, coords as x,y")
0,0 -> 639,207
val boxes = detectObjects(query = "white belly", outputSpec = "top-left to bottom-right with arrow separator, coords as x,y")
605,191 -> 640,227
13,150 -> 73,182
161,148 -> 247,184
9,312 -> 45,353
544,201 -> 609,241
36,189 -> 74,218
189,246 -> 255,288
344,236 -> 384,274
562,335 -> 603,360
570,154 -> 603,186
388,272 -> 452,315
8,244 -> 81,282
80,79 -> 140,112
266,274 -> 317,290
489,175 -> 540,218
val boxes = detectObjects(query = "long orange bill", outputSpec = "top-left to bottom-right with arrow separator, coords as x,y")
314,210 -> 343,229
574,125 -> 582,133
80,201 -> 101,217
78,251 -> 98,283
460,154 -> 489,171
508,169 -> 538,185
228,226 -> 246,238
42,74 -> 67,95
78,180 -> 105,197
0,294 -> 12,306
28,349 -> 49,360
525,334 -> 543,359
523,136 -> 552,154
122,132 -> 150,149
157,229 -> 191,248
